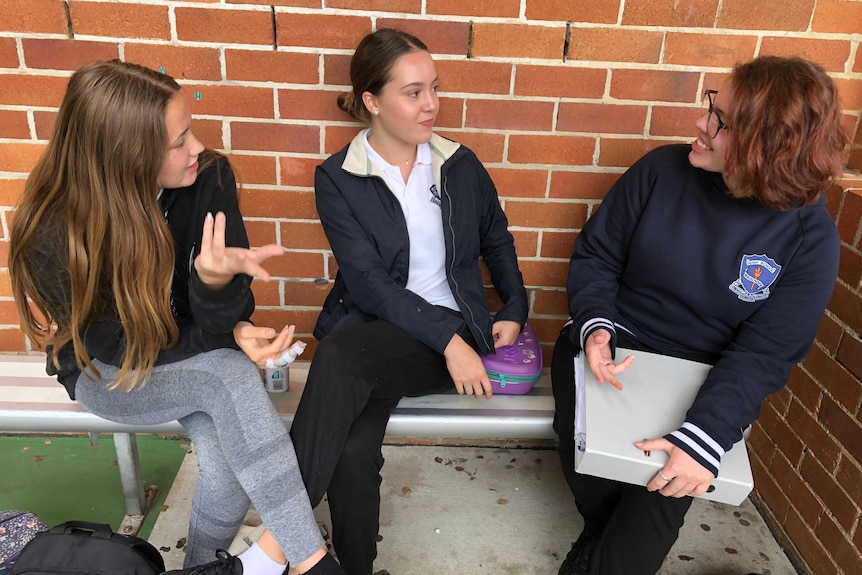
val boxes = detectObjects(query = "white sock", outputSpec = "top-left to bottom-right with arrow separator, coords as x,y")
237,542 -> 287,575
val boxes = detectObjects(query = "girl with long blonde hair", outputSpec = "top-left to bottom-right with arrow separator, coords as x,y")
10,60 -> 345,575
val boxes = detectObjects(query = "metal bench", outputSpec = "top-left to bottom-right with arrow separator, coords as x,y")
0,353 -> 554,530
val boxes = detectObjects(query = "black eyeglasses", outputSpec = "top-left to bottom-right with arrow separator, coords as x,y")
704,90 -> 729,139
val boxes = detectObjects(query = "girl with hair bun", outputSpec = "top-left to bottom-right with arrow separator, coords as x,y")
289,28 -> 528,575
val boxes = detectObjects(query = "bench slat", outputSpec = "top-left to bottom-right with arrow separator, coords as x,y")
0,376 -> 60,388
0,410 -> 186,433
0,356 -> 52,377
0,385 -> 78,403
0,355 -> 556,439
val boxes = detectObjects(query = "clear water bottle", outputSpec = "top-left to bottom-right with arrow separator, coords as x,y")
264,365 -> 289,393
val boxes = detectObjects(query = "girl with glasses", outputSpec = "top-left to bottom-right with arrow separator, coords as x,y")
552,56 -> 847,575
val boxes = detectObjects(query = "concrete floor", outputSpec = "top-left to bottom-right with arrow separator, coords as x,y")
149,445 -> 796,575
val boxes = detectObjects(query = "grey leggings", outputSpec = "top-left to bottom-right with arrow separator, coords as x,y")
75,348 -> 323,567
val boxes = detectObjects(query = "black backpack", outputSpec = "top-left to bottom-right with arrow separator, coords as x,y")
10,521 -> 165,575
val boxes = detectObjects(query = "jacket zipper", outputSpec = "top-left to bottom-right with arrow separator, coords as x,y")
443,172 -> 491,352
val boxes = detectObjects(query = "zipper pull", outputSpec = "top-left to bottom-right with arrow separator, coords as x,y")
499,374 -> 507,388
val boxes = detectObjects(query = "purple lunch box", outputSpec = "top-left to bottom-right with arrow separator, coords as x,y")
482,323 -> 543,395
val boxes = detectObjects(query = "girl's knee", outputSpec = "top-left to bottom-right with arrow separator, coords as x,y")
339,431 -> 384,472
202,349 -> 264,389
314,334 -> 359,365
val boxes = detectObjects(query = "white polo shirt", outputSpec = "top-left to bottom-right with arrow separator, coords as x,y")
364,130 -> 459,311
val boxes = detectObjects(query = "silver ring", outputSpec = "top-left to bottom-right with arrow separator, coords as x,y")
658,471 -> 672,482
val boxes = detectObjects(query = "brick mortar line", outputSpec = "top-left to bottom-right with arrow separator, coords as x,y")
3,29 -> 861,41
2,64 -> 858,84
2,51 -> 860,77
256,5 -> 862,38
821,309 -> 860,344
2,35 -> 859,62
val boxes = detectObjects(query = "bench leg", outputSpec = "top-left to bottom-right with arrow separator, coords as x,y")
113,432 -> 146,516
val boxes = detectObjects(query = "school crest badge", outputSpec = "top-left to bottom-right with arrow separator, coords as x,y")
729,254 -> 782,302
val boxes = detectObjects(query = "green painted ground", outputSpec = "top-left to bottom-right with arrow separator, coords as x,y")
0,434 -> 188,540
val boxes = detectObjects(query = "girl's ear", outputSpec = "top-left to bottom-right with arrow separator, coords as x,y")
361,91 -> 378,117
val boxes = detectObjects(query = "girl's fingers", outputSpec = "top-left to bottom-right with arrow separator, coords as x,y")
481,376 -> 493,398
242,325 -> 276,339
591,360 -> 618,388
211,211 -> 227,260
244,261 -> 271,282
260,326 -> 296,362
200,212 -> 214,257
252,244 -> 287,262
272,325 -> 295,350
591,354 -> 634,390
220,246 -> 283,280
606,376 -> 624,390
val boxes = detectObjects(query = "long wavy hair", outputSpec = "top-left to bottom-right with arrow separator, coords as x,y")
723,56 -> 848,210
10,60 -> 182,391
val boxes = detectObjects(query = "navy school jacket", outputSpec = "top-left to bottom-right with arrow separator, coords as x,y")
313,132 -> 528,356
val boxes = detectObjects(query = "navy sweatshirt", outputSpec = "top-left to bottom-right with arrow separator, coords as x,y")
568,144 -> 839,476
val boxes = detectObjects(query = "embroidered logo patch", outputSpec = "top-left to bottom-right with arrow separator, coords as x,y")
729,254 -> 782,302
429,184 -> 441,207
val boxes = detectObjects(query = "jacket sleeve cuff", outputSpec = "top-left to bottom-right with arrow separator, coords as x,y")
492,308 -> 527,331
188,270 -> 253,332
665,422 -> 723,478
434,316 -> 469,355
190,268 -> 247,299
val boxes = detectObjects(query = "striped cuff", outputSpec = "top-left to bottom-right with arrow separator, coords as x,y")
665,422 -> 724,478
579,317 -> 615,350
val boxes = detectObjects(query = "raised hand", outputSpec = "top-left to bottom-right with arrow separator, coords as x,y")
195,211 -> 285,288
233,321 -> 295,366
584,328 -> 634,390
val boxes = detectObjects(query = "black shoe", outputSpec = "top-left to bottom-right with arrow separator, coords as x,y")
162,549 -> 243,574
558,531 -> 596,575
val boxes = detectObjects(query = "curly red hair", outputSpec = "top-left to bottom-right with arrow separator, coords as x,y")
723,56 -> 848,211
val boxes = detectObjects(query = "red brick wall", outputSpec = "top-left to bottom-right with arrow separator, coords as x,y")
750,178 -> 862,574
1,2 -> 861,571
